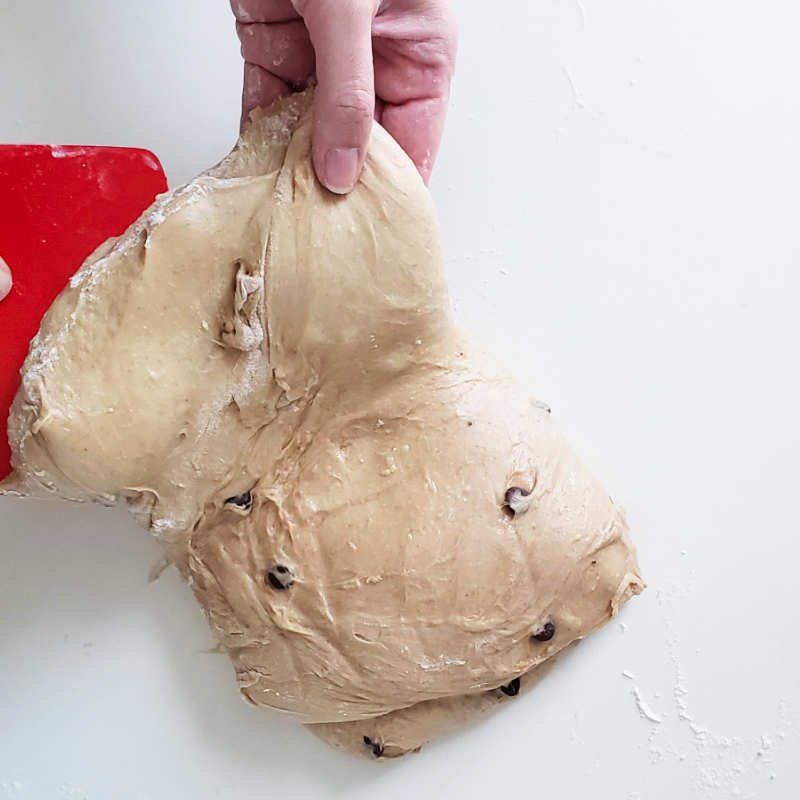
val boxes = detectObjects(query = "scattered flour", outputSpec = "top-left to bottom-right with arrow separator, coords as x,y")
623,589 -> 797,798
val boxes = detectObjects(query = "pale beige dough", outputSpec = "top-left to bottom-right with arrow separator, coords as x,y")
2,91 -> 643,758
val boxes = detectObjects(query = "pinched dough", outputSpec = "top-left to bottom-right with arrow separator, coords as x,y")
2,91 -> 643,758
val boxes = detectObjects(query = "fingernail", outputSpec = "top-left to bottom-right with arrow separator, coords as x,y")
323,147 -> 359,194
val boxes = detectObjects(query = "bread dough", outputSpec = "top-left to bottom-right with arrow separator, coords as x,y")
2,91 -> 643,758
312,647 -> 567,758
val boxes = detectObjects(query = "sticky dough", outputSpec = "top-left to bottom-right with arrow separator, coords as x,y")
2,91 -> 644,759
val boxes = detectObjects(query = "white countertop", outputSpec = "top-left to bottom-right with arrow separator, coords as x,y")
1,1 -> 798,798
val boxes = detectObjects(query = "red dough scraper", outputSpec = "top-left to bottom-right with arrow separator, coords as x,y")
0,145 -> 167,479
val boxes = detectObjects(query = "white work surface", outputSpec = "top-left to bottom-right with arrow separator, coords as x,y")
1,1 -> 798,798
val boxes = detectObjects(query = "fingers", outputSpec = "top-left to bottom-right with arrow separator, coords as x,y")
232,0 -> 456,188
236,16 -> 314,131
233,0 -> 306,131
240,62 -> 290,131
0,256 -> 12,302
380,95 -> 450,184
296,0 -> 378,193
230,0 -> 299,23
373,3 -> 456,183
237,20 -> 314,86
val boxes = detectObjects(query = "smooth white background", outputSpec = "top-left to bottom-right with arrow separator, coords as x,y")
1,1 -> 798,798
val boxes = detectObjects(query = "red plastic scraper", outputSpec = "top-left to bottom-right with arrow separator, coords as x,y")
0,144 -> 167,479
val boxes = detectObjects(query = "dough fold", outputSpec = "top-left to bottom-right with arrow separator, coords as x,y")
2,91 -> 643,757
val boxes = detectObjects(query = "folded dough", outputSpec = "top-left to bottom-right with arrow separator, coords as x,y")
2,91 -> 643,758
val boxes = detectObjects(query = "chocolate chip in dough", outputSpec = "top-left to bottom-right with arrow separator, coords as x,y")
266,564 -> 295,590
532,621 -> 556,642
500,677 -> 521,696
363,736 -> 384,758
224,490 -> 253,511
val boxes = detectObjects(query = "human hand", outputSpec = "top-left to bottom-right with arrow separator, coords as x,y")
0,257 -> 11,302
231,0 -> 457,193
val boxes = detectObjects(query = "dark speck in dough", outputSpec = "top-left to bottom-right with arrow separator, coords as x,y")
532,621 -> 556,642
500,677 -> 521,696
267,564 -> 295,590
363,735 -> 384,758
224,490 -> 253,510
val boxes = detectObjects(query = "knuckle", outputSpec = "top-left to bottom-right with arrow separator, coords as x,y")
332,85 -> 374,120
230,0 -> 254,22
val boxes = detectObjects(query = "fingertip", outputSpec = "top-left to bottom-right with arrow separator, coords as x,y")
315,145 -> 363,194
311,92 -> 373,192
417,156 -> 434,186
299,1 -> 375,193
0,256 -> 12,302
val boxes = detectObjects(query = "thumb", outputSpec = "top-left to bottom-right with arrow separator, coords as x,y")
295,0 -> 376,193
